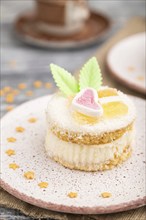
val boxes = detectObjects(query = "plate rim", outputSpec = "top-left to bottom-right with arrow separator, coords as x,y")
1,95 -> 146,214
0,179 -> 146,214
106,32 -> 146,95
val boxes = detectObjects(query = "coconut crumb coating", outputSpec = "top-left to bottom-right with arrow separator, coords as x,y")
50,122 -> 134,145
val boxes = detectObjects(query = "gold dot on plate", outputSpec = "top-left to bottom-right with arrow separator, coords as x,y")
38,182 -> 48,188
9,163 -> 19,170
28,118 -> 37,123
18,83 -> 27,90
6,105 -> 14,111
7,137 -> 17,142
33,81 -> 42,88
24,171 -> 35,180
67,192 -> 78,198
15,127 -> 25,133
26,91 -> 33,96
100,192 -> 112,198
5,149 -> 15,156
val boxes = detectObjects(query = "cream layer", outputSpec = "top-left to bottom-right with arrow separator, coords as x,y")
45,129 -> 134,166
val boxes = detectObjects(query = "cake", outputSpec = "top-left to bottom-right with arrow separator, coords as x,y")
35,0 -> 90,36
45,57 -> 136,171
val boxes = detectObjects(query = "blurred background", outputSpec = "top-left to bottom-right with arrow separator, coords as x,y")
1,0 -> 145,74
1,0 -> 145,115
0,1 -> 146,219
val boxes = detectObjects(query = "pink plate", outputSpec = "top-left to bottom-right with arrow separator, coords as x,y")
0,95 -> 146,214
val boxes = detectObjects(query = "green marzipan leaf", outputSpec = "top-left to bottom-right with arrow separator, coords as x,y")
50,64 -> 79,96
79,57 -> 102,91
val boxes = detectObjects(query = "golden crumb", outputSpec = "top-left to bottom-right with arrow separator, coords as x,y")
38,182 -> 48,188
5,149 -> 15,156
7,137 -> 17,142
0,90 -> 4,96
33,81 -> 42,88
3,87 -> 12,93
137,76 -> 144,81
127,66 -> 135,72
18,83 -> 27,90
9,163 -> 19,170
15,127 -> 25,132
24,171 -> 35,180
45,82 -> 52,89
52,122 -> 133,146
5,94 -> 14,103
6,105 -> 14,111
101,192 -> 112,198
67,192 -> 78,198
28,118 -> 37,123
26,91 -> 33,96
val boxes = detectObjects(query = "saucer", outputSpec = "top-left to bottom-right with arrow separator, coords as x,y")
14,11 -> 111,49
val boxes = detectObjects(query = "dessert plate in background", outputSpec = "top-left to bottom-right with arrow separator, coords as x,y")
107,33 -> 146,94
0,95 -> 145,214
14,11 -> 110,49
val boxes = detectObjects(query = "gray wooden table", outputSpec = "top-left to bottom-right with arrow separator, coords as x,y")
1,0 -> 145,219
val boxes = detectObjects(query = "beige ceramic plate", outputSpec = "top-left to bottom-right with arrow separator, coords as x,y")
0,95 -> 146,214
107,32 -> 146,94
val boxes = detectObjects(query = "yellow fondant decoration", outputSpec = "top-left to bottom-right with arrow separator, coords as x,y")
98,88 -> 118,98
102,101 -> 128,118
73,111 -> 99,125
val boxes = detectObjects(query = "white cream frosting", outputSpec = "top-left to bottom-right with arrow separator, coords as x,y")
45,130 -> 134,166
46,89 -> 136,136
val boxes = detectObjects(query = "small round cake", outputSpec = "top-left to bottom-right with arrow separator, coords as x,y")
45,58 -> 136,171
